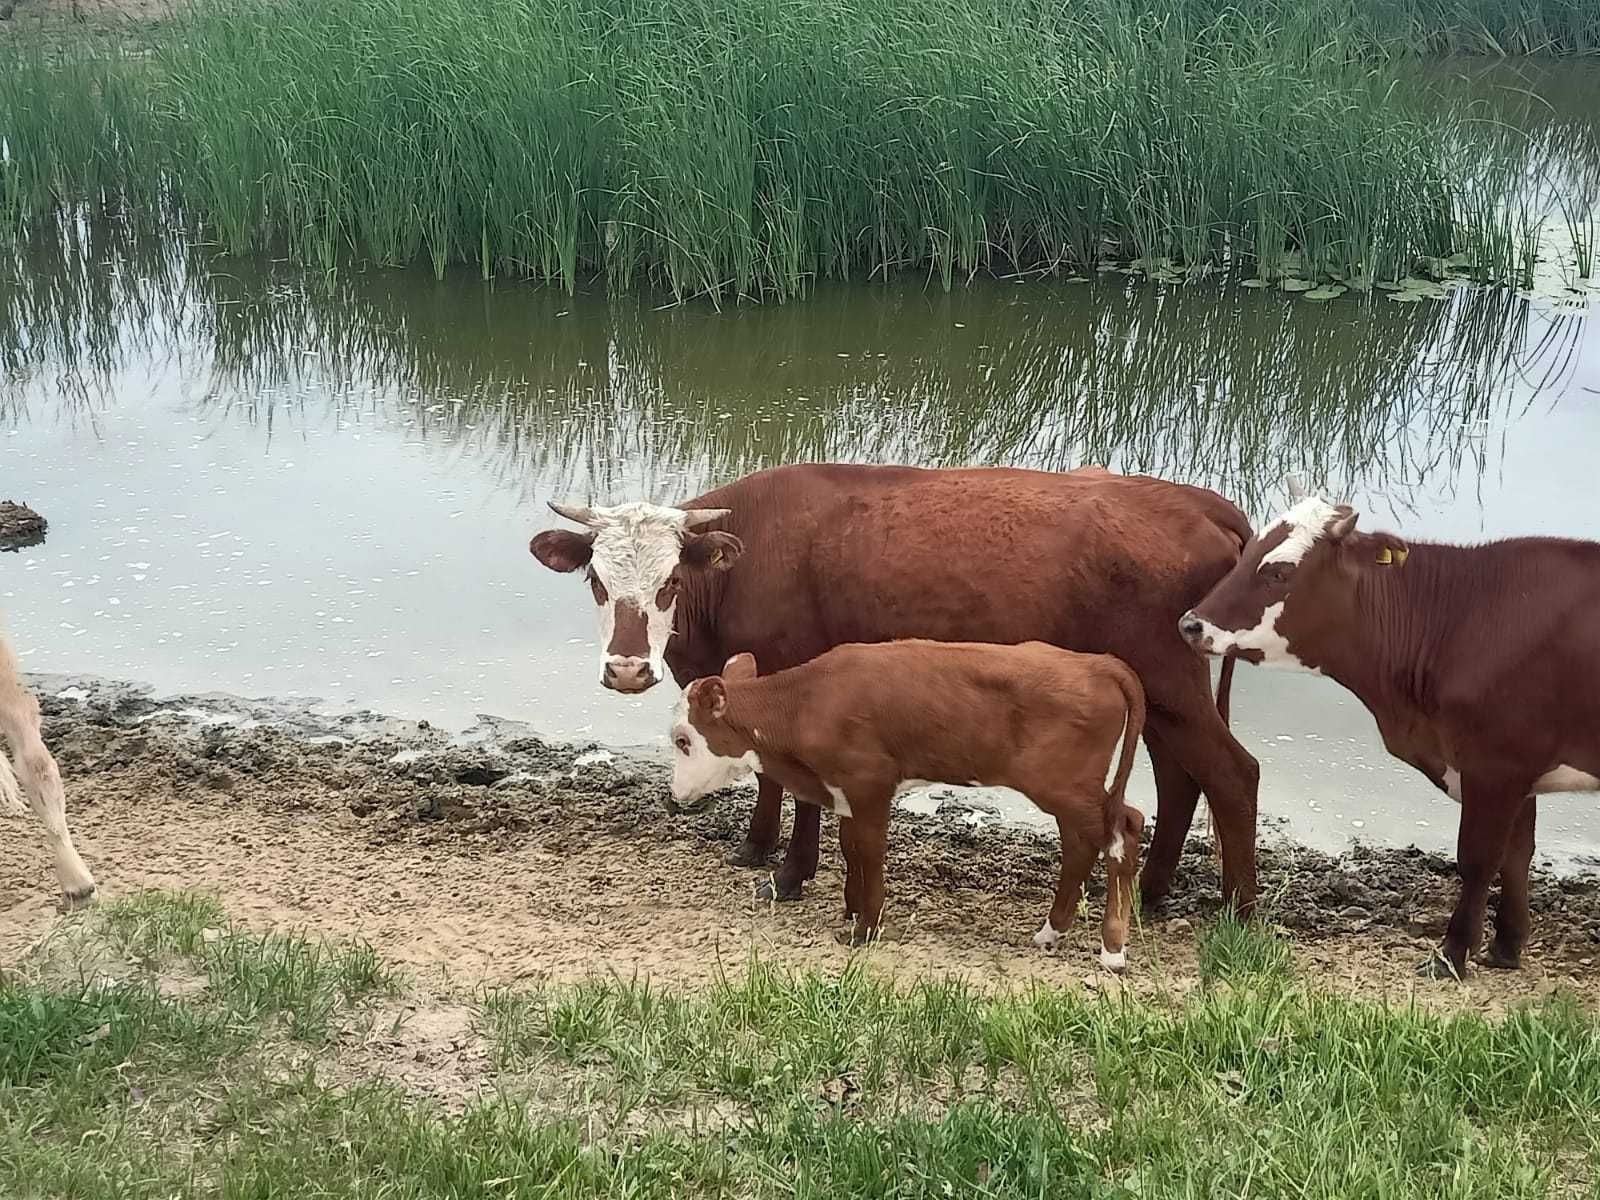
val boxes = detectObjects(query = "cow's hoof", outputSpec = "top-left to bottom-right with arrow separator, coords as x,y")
1137,884 -> 1170,915
1032,920 -> 1062,950
724,840 -> 776,869
1482,942 -> 1523,971
835,924 -> 889,948
754,873 -> 805,903
59,885 -> 97,912
1098,944 -> 1128,973
1417,949 -> 1464,981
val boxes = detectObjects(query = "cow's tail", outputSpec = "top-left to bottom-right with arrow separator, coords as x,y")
1102,657 -> 1147,856
1215,656 -> 1235,727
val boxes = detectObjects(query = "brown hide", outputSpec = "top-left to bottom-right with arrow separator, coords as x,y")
540,462 -> 1261,911
681,640 -> 1147,961
1190,526 -> 1600,975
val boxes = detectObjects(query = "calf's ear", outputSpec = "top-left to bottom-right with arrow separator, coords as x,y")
689,677 -> 728,721
1325,505 -> 1359,540
723,652 -> 758,682
681,530 -> 744,572
530,529 -> 596,573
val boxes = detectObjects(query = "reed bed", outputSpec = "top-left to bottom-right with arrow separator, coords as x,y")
2,0 -> 1517,297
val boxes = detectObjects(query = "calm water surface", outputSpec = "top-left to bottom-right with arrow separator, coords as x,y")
4,63 -> 1598,867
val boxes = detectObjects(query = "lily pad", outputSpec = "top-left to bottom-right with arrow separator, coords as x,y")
1374,280 -> 1404,291
1240,278 -> 1269,288
1303,285 -> 1347,301
1279,278 -> 1316,293
1387,291 -> 1425,303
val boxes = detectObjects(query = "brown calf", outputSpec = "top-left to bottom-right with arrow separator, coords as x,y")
1,628 -> 96,908
668,640 -> 1147,969
1180,484 -> 1600,978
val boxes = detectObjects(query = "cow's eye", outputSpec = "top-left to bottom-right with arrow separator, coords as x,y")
1264,563 -> 1291,585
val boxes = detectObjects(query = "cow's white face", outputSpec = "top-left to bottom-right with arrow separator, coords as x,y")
1180,493 -> 1353,670
669,690 -> 761,809
529,501 -> 743,692
1181,486 -> 1410,673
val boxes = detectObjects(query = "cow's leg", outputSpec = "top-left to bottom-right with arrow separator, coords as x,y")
725,773 -> 782,868
1098,805 -> 1145,973
753,797 -> 820,903
1034,811 -> 1097,951
1138,725 -> 1201,911
1484,796 -> 1536,970
0,686 -> 96,907
1140,699 -> 1260,916
1423,778 -> 1525,979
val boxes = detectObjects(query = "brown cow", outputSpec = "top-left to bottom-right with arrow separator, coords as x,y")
1178,483 -> 1600,978
530,463 -> 1260,913
668,641 -> 1147,968
1,627 -> 97,908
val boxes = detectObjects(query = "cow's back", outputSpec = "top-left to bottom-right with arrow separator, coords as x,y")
680,464 -> 1247,687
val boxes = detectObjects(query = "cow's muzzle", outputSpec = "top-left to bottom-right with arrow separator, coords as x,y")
665,792 -> 713,816
602,656 -> 657,693
1178,611 -> 1214,653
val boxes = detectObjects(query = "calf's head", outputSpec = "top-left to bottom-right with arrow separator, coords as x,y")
668,653 -> 761,811
1178,485 -> 1408,671
530,500 -> 743,692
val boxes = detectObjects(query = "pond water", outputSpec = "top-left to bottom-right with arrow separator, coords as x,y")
3,62 -> 1598,868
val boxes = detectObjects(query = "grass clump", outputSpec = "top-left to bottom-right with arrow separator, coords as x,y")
6,892 -> 1600,1198
1196,909 -> 1297,985
0,0 -> 1510,298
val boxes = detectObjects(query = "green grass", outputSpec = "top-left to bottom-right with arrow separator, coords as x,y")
1,0 -> 1557,298
6,891 -> 1598,1198
1197,908 -> 1296,985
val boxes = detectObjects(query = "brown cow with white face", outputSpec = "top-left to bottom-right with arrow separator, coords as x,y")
1180,482 -> 1600,978
531,463 -> 1261,914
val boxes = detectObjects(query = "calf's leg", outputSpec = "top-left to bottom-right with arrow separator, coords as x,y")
1033,810 -> 1098,950
1098,806 -> 1145,973
1484,797 -> 1536,970
838,814 -> 863,922
1424,777 -> 1526,979
751,797 -> 821,902
0,676 -> 96,906
839,809 -> 889,946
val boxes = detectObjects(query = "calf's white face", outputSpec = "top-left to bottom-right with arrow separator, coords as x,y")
669,692 -> 761,808
528,500 -> 742,693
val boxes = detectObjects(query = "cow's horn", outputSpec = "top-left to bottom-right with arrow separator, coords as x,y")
683,508 -> 732,528
1285,474 -> 1308,501
547,501 -> 601,527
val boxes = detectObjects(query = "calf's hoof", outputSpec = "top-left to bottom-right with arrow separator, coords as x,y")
1417,948 -> 1464,981
1032,919 -> 1063,950
59,884 -> 98,912
836,921 -> 895,948
753,872 -> 805,903
1098,944 -> 1128,974
1481,942 -> 1523,971
724,840 -> 776,869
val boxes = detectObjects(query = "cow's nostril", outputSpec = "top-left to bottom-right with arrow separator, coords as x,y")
1179,615 -> 1204,638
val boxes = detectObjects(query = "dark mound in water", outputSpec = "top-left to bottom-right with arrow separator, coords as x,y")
0,500 -> 47,551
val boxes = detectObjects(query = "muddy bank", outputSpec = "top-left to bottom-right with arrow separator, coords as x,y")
0,500 -> 47,550
3,675 -> 1597,1003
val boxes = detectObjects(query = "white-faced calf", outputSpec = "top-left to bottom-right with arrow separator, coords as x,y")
668,640 -> 1147,970
1,629 -> 96,908
1180,482 -> 1600,979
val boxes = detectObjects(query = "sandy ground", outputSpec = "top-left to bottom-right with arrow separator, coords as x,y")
3,678 -> 1598,1013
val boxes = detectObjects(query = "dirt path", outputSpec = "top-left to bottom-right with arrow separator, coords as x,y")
3,679 -> 1598,1011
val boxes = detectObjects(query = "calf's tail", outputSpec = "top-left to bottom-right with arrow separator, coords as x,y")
1102,657 -> 1147,854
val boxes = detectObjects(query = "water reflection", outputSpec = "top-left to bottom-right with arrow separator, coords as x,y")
4,224 -> 1590,515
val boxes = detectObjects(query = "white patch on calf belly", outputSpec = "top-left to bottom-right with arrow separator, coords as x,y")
893,779 -> 932,797
825,784 -> 854,819
1033,919 -> 1061,949
1535,765 -> 1600,794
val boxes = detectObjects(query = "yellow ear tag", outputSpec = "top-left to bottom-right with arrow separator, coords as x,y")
1393,547 -> 1409,566
1375,547 -> 1393,565
709,548 -> 723,565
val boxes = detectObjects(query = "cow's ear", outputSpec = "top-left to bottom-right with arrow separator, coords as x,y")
1325,505 -> 1358,540
681,530 -> 744,572
530,529 -> 595,573
722,652 -> 758,682
690,677 -> 728,720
